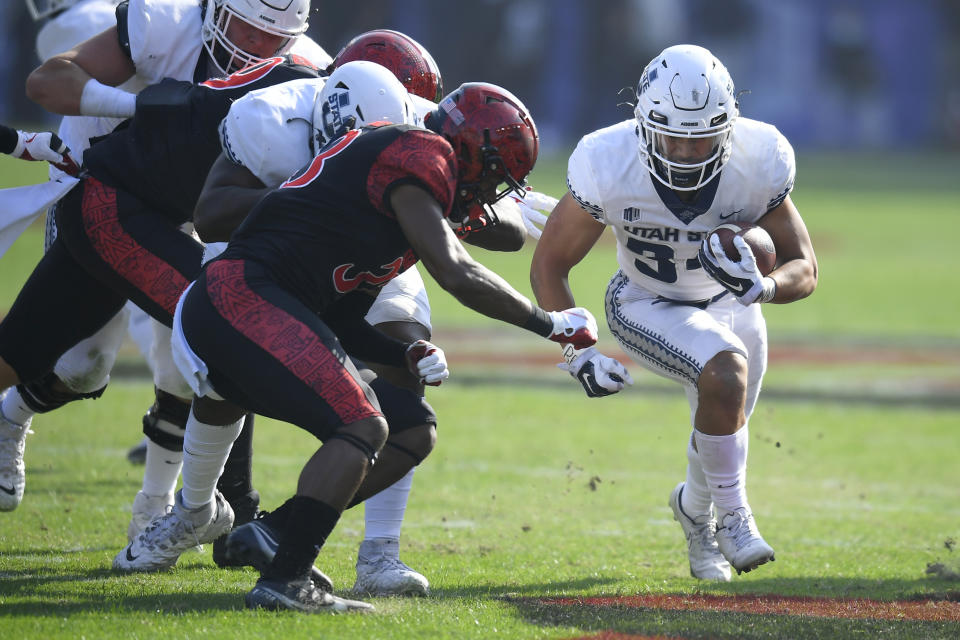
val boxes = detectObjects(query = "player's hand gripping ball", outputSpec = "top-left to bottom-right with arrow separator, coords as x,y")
710,222 -> 776,276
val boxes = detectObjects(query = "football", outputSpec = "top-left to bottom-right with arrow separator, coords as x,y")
709,222 -> 777,276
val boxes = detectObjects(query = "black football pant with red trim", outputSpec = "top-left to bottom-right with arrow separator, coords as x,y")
180,258 -> 436,440
0,177 -> 203,384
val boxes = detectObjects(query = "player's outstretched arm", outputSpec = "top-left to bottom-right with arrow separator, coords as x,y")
392,184 -> 597,349
756,195 -> 818,303
26,26 -> 136,116
194,153 -> 269,242
530,191 -> 606,311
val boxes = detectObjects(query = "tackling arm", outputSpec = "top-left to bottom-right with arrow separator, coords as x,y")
194,153 -> 269,242
26,26 -> 135,116
757,195 -> 818,303
392,184 -> 536,327
529,191 -> 606,310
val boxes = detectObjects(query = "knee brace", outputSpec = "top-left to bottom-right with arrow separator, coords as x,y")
142,389 -> 191,452
16,371 -> 107,414
383,440 -> 427,466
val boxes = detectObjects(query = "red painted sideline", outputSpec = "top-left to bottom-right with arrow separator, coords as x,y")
541,593 -> 960,622
562,634 -> 675,640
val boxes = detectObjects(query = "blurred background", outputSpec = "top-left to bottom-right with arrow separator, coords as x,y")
2,0 -> 960,154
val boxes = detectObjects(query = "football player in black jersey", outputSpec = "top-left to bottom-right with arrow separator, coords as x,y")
116,82 -> 600,613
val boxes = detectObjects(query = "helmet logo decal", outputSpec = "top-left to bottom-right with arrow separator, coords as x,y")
440,97 -> 465,125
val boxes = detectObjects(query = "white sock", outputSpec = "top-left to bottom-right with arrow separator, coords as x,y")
141,439 -> 183,497
363,467 -> 414,542
681,432 -> 714,518
180,413 -> 242,510
1,387 -> 35,426
694,426 -> 750,515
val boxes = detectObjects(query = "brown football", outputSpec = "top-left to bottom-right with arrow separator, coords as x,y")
710,222 -> 776,276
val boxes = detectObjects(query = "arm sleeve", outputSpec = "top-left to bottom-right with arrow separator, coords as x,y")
566,139 -> 608,223
322,292 -> 409,367
366,129 -> 457,219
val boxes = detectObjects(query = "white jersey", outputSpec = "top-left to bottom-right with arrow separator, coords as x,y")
567,117 -> 794,302
221,83 -> 434,187
35,0 -> 121,61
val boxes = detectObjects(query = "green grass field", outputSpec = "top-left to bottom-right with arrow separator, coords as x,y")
1,151 -> 959,638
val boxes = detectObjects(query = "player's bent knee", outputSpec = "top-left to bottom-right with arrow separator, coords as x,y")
330,416 -> 389,464
385,422 -> 436,465
17,371 -> 107,414
699,350 -> 748,398
192,394 -> 246,425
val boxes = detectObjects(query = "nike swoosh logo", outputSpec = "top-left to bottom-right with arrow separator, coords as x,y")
126,546 -> 139,562
719,209 -> 743,220
717,481 -> 740,488
0,484 -> 15,495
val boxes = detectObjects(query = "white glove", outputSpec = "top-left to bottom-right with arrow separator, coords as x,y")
511,187 -> 558,240
405,339 -> 449,386
558,346 -> 633,397
546,307 -> 599,349
10,130 -> 79,176
699,234 -> 767,305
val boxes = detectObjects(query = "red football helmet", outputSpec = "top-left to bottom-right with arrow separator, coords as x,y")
427,83 -> 539,223
330,30 -> 443,103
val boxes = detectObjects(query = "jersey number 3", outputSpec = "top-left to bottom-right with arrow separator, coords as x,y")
625,237 -> 702,283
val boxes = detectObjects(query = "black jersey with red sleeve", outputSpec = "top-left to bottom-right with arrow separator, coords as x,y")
82,56 -> 320,225
221,123 -> 457,313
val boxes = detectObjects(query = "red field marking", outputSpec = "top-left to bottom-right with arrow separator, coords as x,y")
562,634 -> 676,640
541,593 -> 960,622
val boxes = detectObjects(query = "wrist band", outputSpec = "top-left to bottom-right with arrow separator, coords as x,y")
758,276 -> 777,303
79,79 -> 137,118
522,306 -> 553,337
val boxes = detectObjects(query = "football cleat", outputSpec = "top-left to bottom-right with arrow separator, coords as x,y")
212,489 -> 260,568
715,507 -> 776,574
127,490 -> 175,541
353,538 -> 429,596
224,517 -> 334,592
668,482 -> 731,581
113,490 -> 233,572
245,577 -> 374,614
0,401 -> 31,512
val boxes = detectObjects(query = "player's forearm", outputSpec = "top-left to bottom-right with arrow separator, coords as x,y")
26,57 -> 92,116
530,263 -> 577,312
464,216 -> 526,251
435,259 -> 538,328
767,257 -> 818,304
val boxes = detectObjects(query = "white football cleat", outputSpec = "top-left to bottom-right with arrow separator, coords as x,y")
353,538 -> 429,596
715,507 -> 775,574
127,490 -> 175,541
0,402 -> 31,512
246,577 -> 374,613
113,490 -> 233,572
668,482 -> 731,581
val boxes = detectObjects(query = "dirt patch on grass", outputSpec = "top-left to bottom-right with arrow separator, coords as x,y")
542,593 -> 960,622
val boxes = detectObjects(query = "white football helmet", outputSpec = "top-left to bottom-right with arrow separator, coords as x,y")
202,0 -> 310,75
25,0 -> 84,21
634,44 -> 738,191
311,60 -> 419,150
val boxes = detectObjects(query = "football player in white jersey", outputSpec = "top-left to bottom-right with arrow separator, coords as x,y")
530,45 -> 818,580
0,0 -> 329,526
